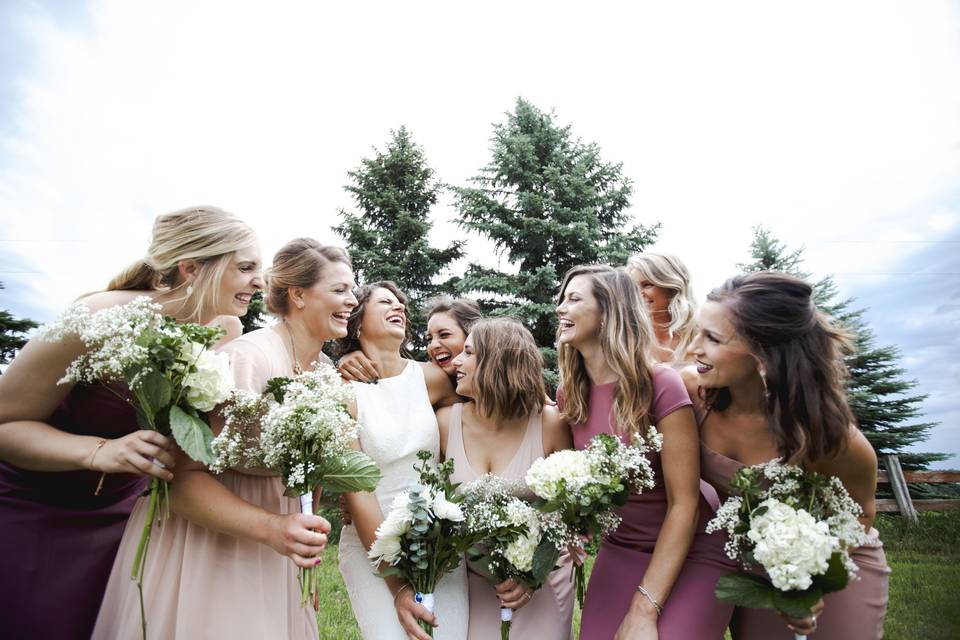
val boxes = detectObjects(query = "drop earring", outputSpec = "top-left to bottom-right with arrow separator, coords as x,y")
186,284 -> 194,296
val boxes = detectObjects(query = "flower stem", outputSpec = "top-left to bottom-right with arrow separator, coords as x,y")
130,478 -> 162,640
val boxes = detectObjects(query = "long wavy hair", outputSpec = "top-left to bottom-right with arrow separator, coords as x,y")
625,252 -> 698,361
704,272 -> 855,462
557,265 -> 657,439
468,318 -> 546,423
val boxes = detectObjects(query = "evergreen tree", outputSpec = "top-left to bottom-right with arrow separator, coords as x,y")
240,291 -> 266,333
453,98 -> 659,384
739,227 -> 947,469
333,127 -> 464,348
0,282 -> 38,366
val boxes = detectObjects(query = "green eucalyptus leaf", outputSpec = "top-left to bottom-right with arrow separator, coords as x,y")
169,405 -> 214,464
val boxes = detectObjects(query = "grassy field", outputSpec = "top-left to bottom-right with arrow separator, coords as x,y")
314,510 -> 960,639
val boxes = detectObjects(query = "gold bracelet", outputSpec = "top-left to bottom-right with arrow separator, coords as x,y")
636,584 -> 663,616
393,583 -> 411,606
89,439 -> 107,496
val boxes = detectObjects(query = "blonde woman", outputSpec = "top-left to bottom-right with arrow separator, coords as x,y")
0,206 -> 260,640
625,253 -> 698,365
438,318 -> 574,640
92,238 -> 355,639
556,265 -> 733,640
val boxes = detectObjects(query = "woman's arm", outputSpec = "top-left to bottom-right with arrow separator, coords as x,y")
338,350 -> 382,383
816,426 -> 879,529
420,361 -> 459,408
541,405 -> 573,455
616,406 -> 701,639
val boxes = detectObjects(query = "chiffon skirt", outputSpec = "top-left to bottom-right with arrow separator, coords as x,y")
92,471 -> 318,640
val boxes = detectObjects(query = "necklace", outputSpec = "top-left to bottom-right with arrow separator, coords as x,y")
284,320 -> 304,375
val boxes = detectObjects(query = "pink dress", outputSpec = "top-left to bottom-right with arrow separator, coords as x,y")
92,328 -> 319,639
567,366 -> 736,640
700,443 -> 890,639
447,403 -> 575,640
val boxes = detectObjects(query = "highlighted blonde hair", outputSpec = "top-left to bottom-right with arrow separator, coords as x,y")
265,238 -> 352,317
468,318 -> 546,423
625,252 -> 697,362
557,265 -> 657,438
107,205 -> 257,322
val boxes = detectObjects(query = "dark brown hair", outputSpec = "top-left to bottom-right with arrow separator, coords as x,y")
335,281 -> 411,356
265,238 -> 351,316
469,318 -> 546,422
705,271 -> 855,462
425,296 -> 482,335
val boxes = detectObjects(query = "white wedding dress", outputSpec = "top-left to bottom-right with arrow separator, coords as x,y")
338,360 -> 469,640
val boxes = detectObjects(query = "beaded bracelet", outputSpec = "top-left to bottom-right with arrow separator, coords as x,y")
635,584 -> 663,616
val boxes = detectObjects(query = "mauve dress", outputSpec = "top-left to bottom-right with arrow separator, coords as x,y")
0,384 -> 148,640
567,366 -> 735,640
700,443 -> 890,639
446,403 -> 575,640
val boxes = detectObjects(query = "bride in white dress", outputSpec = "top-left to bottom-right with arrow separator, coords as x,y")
339,281 -> 466,640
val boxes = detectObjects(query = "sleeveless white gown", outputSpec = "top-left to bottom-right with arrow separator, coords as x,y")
338,361 -> 469,639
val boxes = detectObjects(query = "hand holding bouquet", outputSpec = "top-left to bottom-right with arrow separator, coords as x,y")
213,363 -> 382,607
524,431 -> 660,607
460,475 -> 568,640
706,460 -> 874,639
368,451 -> 473,637
39,297 -> 233,638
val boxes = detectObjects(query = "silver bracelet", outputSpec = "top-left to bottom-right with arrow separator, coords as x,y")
635,584 -> 663,616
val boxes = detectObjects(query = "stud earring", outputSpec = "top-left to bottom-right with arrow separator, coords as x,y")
186,284 -> 194,296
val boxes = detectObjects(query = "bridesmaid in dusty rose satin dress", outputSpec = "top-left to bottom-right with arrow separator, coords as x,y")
0,206 -> 259,640
93,239 -> 354,639
686,272 -> 889,639
556,265 -> 735,640
438,318 -> 575,640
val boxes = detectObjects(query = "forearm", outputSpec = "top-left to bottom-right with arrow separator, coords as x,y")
0,421 -> 103,472
169,468 -> 275,545
345,491 -> 385,551
639,499 -> 699,603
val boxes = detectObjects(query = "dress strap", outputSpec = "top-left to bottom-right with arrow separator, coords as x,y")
447,403 -> 470,475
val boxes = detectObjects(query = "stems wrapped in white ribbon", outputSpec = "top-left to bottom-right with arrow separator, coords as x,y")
300,492 -> 312,515
415,592 -> 435,613
500,606 -> 513,640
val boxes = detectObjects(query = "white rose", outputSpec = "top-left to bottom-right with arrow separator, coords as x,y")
432,492 -> 464,522
184,347 -> 234,412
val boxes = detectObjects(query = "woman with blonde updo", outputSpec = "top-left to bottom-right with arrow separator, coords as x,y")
0,206 -> 261,640
625,253 -> 698,365
93,238 -> 357,639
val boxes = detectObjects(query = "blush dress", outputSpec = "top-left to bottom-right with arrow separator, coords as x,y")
700,442 -> 890,639
92,328 -> 319,639
0,384 -> 148,640
446,403 -> 575,640
568,366 -> 736,639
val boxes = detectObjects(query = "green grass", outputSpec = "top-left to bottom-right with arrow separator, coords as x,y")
313,511 -> 960,639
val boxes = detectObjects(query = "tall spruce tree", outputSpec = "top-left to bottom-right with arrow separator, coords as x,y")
739,227 -> 947,469
0,282 -> 38,367
240,291 -> 267,333
333,127 -> 464,348
453,98 -> 659,383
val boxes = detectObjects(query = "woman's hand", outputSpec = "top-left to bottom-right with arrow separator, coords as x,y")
495,577 -> 534,610
92,430 -> 176,481
614,592 -> 659,640
782,598 -> 824,636
337,351 -> 381,383
263,512 -> 330,568
394,586 -> 437,640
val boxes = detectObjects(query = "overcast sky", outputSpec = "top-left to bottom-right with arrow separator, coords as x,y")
1,0 -> 958,466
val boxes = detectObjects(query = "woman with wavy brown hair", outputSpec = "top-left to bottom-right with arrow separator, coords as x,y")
557,264 -> 734,640
688,271 -> 889,639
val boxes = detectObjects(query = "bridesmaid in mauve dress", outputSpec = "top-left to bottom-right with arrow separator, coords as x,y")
687,272 -> 889,639
556,265 -> 735,640
438,318 -> 575,640
93,239 -> 354,639
0,206 -> 259,640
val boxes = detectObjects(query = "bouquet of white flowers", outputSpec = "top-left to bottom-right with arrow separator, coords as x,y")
369,451 -> 474,638
524,431 -> 660,607
460,475 -> 569,640
38,296 -> 233,638
705,460 -> 874,639
213,364 -> 382,607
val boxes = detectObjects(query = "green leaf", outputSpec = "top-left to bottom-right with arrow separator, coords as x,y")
715,573 -> 776,610
771,587 -> 823,619
132,370 -> 172,422
815,552 -> 850,595
316,449 -> 383,494
169,405 -> 214,464
531,539 -> 561,584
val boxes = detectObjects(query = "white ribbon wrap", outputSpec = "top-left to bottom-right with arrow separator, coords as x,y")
416,592 -> 435,613
500,607 -> 513,622
300,492 -> 312,515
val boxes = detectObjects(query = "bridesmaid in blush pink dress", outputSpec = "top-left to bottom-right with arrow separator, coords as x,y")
556,265 -> 735,640
438,318 -> 575,640
687,272 -> 889,639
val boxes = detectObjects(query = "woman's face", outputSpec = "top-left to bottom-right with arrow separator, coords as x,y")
360,286 -> 407,342
632,275 -> 673,317
301,261 -> 358,341
688,300 -> 759,389
556,274 -> 602,349
450,333 -> 477,398
216,244 -> 265,317
425,312 -> 467,377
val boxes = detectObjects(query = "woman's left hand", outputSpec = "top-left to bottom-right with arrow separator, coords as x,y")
614,593 -> 659,640
495,578 -> 534,610
782,598 -> 824,636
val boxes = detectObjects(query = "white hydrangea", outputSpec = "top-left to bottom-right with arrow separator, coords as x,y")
525,450 -> 595,500
182,344 -> 233,411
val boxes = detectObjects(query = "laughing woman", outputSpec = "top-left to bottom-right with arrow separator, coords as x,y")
556,265 -> 734,640
625,252 -> 698,366
438,317 -> 575,640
